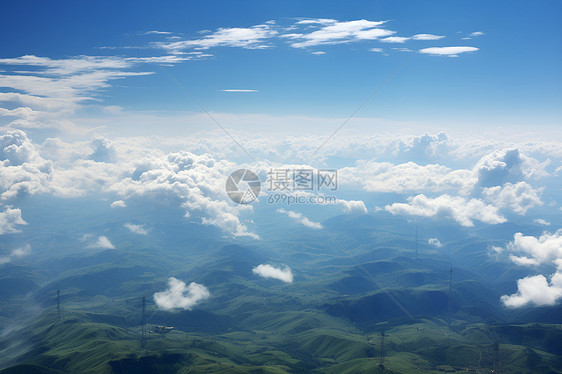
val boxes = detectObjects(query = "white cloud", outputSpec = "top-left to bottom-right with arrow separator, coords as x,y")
310,51 -> 326,55
340,161 -> 474,194
0,244 -> 31,265
412,34 -> 445,40
469,31 -> 484,37
221,89 -> 258,92
501,266 -> 562,308
428,238 -> 443,248
380,36 -> 410,43
154,23 -> 277,52
124,222 -> 148,235
252,264 -> 294,283
86,235 -> 115,249
277,208 -> 322,229
500,233 -> 562,307
108,151 -> 258,239
0,207 -> 27,234
110,200 -> 127,208
505,230 -> 562,266
509,255 -> 539,267
489,245 -> 504,255
482,181 -> 543,215
287,19 -> 394,48
474,148 -> 548,187
534,218 -> 550,226
336,199 -> 368,214
153,277 -> 210,310
419,46 -> 478,57
393,47 -> 413,52
385,194 -> 506,227
143,30 -> 172,35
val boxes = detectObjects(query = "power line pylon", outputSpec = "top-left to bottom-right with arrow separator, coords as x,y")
379,330 -> 386,369
56,289 -> 61,322
141,296 -> 147,349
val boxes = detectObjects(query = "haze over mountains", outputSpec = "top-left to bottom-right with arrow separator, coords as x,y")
0,129 -> 561,372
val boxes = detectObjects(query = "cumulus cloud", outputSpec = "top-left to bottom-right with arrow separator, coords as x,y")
0,244 -> 31,265
428,238 -> 443,248
0,130 -> 56,200
124,223 -> 148,235
86,235 -> 115,249
474,148 -> 548,187
385,194 -> 506,227
340,161 -> 474,194
0,207 -> 27,234
277,208 -> 322,229
252,264 -> 294,283
107,151 -> 258,239
110,200 -> 127,208
500,231 -> 562,307
336,199 -> 368,214
501,263 -> 562,308
482,181 -> 543,215
505,230 -> 562,266
419,46 -> 478,57
0,129 -> 558,240
89,136 -> 116,162
153,277 -> 210,310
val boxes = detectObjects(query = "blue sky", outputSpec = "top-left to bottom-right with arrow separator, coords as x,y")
1,0 -> 561,135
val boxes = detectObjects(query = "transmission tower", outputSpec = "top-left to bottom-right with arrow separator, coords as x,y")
415,225 -> 418,258
379,330 -> 386,369
57,289 -> 61,322
141,296 -> 147,349
447,268 -> 453,325
493,342 -> 499,373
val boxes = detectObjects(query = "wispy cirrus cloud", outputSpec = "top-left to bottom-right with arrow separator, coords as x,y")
153,23 -> 278,52
287,19 -> 394,48
277,208 -> 322,229
0,244 -> 31,265
124,222 -> 148,235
